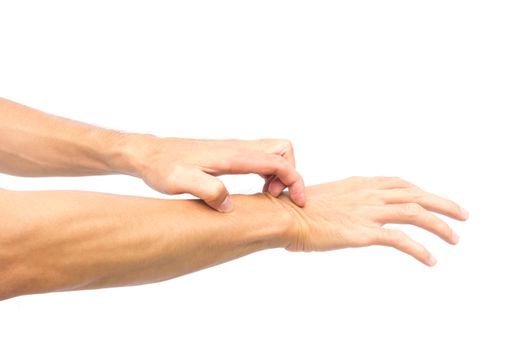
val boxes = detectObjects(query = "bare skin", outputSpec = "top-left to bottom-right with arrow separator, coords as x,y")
0,177 -> 467,301
0,98 -> 305,211
0,98 -> 468,301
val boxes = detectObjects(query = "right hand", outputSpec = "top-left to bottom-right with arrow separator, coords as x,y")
276,176 -> 469,266
126,135 -> 305,212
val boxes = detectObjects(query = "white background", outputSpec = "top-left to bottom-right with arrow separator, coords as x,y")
1,1 -> 524,349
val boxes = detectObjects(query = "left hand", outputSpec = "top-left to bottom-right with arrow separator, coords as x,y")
274,176 -> 469,265
128,135 -> 306,212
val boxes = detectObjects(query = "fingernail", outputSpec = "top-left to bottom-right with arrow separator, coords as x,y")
218,196 -> 233,213
460,207 -> 469,219
451,231 -> 460,244
428,255 -> 437,266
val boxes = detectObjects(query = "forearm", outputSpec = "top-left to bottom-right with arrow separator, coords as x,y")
0,98 -> 142,177
0,189 -> 291,300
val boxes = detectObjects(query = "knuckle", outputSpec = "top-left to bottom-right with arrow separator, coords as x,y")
376,229 -> 405,246
436,220 -> 451,233
276,138 -> 292,148
207,182 -> 226,200
170,164 -> 188,178
215,158 -> 232,172
167,182 -> 182,194
405,186 -> 424,199
283,139 -> 294,152
171,163 -> 186,173
401,203 -> 424,216
388,230 -> 406,246
265,138 -> 293,155
164,165 -> 190,194
273,156 -> 288,170
164,175 -> 184,194
362,189 -> 384,205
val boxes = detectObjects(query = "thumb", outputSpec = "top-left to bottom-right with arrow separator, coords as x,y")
188,171 -> 233,213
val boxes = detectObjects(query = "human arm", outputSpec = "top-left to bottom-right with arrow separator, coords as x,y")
0,188 -> 290,301
0,176 -> 468,301
0,97 -> 305,211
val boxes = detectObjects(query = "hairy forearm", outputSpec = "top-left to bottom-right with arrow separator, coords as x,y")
0,98 -> 141,177
0,189 -> 291,300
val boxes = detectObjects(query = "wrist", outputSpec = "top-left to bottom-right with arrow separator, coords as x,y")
103,132 -> 158,177
226,193 -> 294,250
249,192 -> 299,250
264,191 -> 312,252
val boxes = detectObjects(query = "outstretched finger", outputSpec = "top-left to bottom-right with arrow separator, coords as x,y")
380,188 -> 469,221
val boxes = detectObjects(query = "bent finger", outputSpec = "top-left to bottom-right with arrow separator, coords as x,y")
182,171 -> 232,213
269,177 -> 287,197
231,153 -> 306,206
372,228 -> 436,266
262,174 -> 275,192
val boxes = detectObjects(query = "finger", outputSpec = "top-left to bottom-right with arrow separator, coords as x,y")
248,139 -> 297,167
181,171 -> 232,213
373,203 -> 459,244
281,141 -> 296,167
379,188 -> 469,221
371,228 -> 437,266
230,153 -> 306,207
263,175 -> 294,199
287,176 -> 306,207
263,175 -> 287,198
269,177 -> 287,197
262,175 -> 275,192
276,141 -> 298,196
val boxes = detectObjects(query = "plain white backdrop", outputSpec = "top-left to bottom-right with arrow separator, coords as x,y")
1,1 -> 524,349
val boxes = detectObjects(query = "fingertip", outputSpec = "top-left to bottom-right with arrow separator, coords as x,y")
269,186 -> 281,197
269,178 -> 286,197
290,187 -> 306,207
217,196 -> 234,213
296,192 -> 306,207
263,175 -> 276,193
460,206 -> 469,220
450,231 -> 460,245
427,255 -> 438,267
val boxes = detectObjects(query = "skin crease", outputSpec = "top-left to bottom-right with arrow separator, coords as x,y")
0,98 -> 305,212
0,98 -> 469,301
0,177 -> 467,301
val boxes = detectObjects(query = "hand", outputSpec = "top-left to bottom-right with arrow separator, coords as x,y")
129,135 -> 306,212
275,176 -> 469,266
